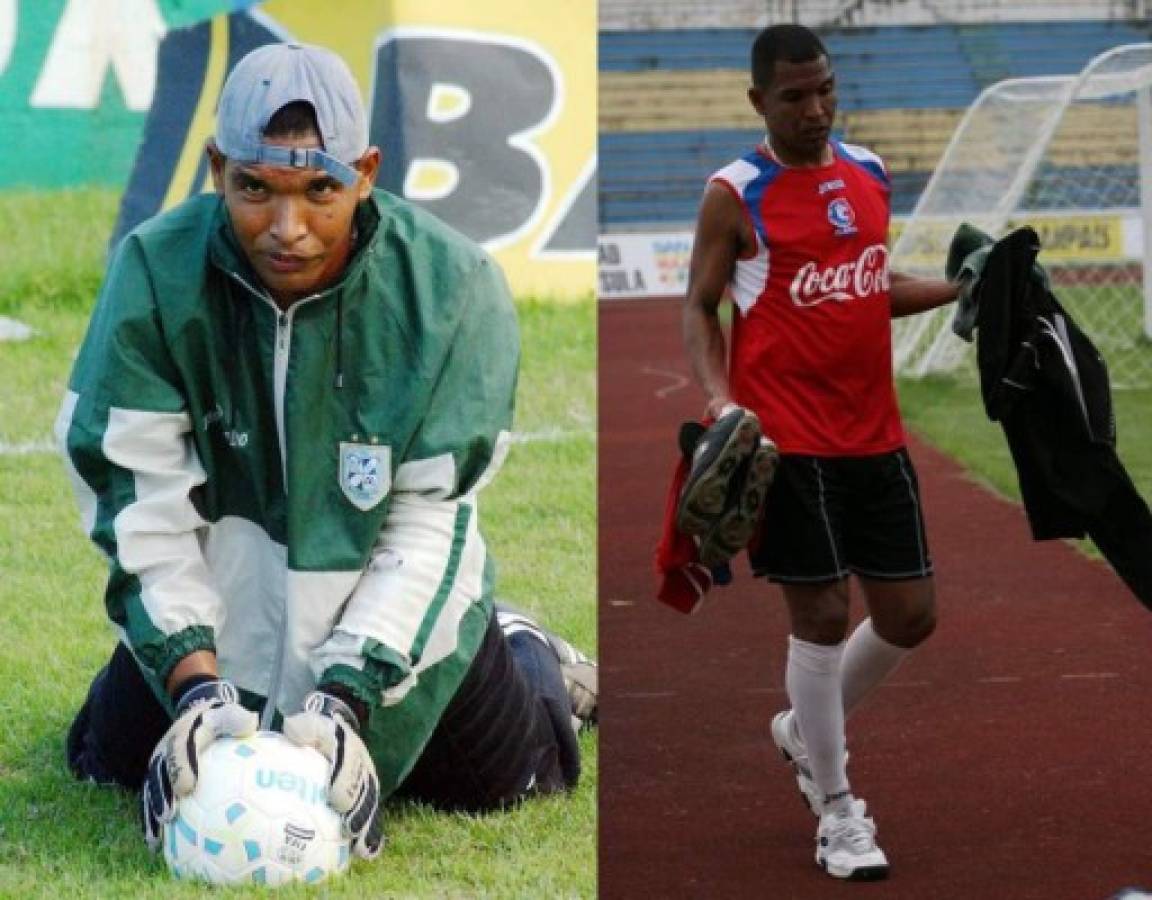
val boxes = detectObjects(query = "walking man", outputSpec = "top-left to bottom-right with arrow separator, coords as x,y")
681,23 -> 962,880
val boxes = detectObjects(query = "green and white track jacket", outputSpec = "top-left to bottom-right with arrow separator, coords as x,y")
55,189 -> 518,794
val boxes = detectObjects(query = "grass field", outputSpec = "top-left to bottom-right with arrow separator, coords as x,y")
895,273 -> 1152,546
899,376 -> 1152,563
0,190 -> 596,899
898,278 -> 1152,387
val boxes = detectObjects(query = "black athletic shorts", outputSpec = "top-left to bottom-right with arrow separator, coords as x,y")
749,447 -> 933,584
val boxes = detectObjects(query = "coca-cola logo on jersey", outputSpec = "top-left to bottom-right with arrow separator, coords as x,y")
789,244 -> 890,307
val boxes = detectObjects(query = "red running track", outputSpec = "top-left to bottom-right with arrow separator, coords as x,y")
599,298 -> 1152,900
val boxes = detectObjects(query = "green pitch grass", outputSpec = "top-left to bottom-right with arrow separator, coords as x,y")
0,190 -> 595,899
898,276 -> 1152,534
899,376 -> 1152,562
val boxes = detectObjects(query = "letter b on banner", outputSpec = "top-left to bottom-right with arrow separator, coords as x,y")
373,32 -> 555,247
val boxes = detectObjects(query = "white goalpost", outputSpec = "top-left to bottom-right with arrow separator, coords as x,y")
891,43 -> 1152,388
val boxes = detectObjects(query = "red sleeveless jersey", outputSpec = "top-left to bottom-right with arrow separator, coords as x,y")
710,141 -> 904,456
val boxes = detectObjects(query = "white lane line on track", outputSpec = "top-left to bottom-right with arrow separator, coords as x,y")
620,672 -> 1131,701
617,691 -> 678,699
3,429 -> 593,457
640,365 -> 689,399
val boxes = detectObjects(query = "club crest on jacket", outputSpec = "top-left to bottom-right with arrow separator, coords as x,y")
339,442 -> 391,511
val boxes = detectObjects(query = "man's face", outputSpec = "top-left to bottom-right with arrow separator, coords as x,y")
748,55 -> 837,164
208,132 -> 380,306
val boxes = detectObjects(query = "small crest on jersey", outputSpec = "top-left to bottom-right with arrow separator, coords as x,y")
339,442 -> 391,511
827,198 -> 857,236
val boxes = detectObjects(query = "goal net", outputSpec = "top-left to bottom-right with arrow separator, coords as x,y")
891,43 -> 1152,388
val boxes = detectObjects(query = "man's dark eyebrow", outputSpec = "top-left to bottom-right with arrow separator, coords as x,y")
230,168 -> 266,187
308,175 -> 343,191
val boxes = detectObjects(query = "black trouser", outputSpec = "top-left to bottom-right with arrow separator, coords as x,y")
67,612 -> 579,812
396,613 -> 580,810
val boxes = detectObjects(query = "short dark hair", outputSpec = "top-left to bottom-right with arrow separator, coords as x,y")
751,24 -> 828,87
263,100 -> 320,140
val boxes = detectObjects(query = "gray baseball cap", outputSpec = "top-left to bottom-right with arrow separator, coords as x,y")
214,42 -> 369,187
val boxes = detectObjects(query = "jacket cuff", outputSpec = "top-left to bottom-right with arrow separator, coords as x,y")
318,646 -> 410,716
317,665 -> 377,712
144,625 -> 216,686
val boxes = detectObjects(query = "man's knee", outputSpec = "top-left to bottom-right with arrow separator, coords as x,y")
882,604 -> 936,648
784,580 -> 851,645
66,645 -> 171,790
866,577 -> 937,648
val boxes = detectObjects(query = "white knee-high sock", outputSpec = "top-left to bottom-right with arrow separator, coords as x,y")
786,635 -> 851,812
840,618 -> 910,717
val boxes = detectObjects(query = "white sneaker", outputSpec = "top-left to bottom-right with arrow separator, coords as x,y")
770,710 -> 821,816
816,799 -> 890,881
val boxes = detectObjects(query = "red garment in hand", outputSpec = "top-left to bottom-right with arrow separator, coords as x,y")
654,446 -> 714,614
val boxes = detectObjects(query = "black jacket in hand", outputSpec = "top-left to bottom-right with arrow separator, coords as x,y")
955,224 -> 1152,609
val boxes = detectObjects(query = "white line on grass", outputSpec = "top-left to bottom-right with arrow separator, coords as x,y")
0,317 -> 34,341
511,427 -> 595,444
0,439 -> 56,455
1,429 -> 594,457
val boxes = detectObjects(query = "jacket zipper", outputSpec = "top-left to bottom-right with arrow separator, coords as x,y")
224,269 -> 332,728
274,310 -> 292,485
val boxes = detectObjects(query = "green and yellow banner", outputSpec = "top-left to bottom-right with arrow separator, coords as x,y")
3,0 -> 594,298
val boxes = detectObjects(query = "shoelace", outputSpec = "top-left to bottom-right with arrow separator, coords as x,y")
829,814 -> 878,852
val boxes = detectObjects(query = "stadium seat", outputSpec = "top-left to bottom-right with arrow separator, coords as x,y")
599,19 -> 1152,227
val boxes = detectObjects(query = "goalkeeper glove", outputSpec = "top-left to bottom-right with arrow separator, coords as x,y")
283,690 -> 385,860
140,677 -> 258,850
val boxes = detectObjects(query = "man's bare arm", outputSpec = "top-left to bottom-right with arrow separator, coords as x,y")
683,182 -> 748,418
889,271 -> 963,319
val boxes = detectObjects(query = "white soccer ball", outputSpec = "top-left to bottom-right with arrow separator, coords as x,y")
162,731 -> 351,886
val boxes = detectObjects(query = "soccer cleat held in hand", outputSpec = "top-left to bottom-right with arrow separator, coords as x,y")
676,405 -> 764,537
695,433 -> 778,568
283,691 -> 385,860
141,678 -> 258,850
